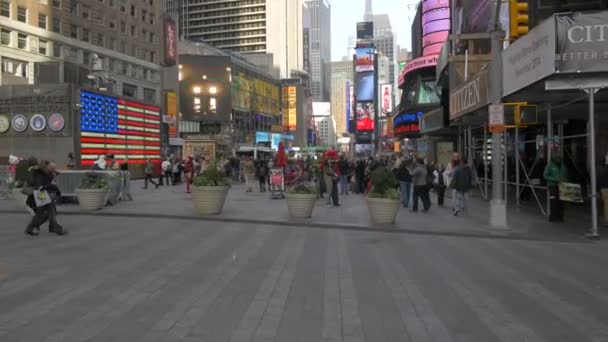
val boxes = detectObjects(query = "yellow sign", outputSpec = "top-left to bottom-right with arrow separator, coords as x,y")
283,86 -> 297,131
166,91 -> 177,116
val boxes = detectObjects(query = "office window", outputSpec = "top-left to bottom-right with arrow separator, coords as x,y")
17,7 -> 26,22
0,0 -> 8,17
149,32 -> 154,43
69,0 -> 78,15
119,40 -> 126,53
83,51 -> 90,65
109,21 -> 115,29
143,88 -> 155,103
149,14 -> 153,25
82,28 -> 89,42
149,51 -> 155,63
0,28 -> 10,45
130,25 -> 135,36
2,58 -> 28,78
121,62 -> 128,75
120,21 -> 125,33
52,17 -> 60,33
38,14 -> 47,29
52,0 -> 60,8
130,4 -> 135,16
123,83 -> 136,97
70,24 -> 78,38
107,37 -> 115,50
39,39 -> 48,54
53,42 -> 61,57
96,33 -> 103,46
17,33 -> 26,49
81,7 -> 89,19
141,9 -> 146,21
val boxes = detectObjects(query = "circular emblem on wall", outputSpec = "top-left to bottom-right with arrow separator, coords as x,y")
0,115 -> 9,134
12,114 -> 28,132
48,113 -> 66,132
30,114 -> 46,132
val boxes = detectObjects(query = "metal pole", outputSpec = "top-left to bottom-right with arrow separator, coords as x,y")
547,105 -> 552,219
468,126 -> 473,167
484,124 -> 488,200
504,133 -> 508,206
588,89 -> 599,239
515,126 -> 520,208
458,125 -> 463,157
558,123 -> 564,160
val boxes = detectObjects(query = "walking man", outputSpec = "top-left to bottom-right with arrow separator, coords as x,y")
410,158 -> 431,212
395,156 -> 412,208
338,155 -> 350,195
544,155 -> 567,222
143,159 -> 159,189
451,159 -> 474,216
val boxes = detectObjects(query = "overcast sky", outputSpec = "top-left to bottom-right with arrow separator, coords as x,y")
330,0 -> 419,61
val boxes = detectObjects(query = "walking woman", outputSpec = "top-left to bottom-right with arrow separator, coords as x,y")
433,163 -> 447,206
143,159 -> 159,189
185,156 -> 195,193
25,161 -> 68,236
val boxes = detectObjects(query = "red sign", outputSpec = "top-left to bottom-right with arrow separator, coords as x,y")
395,124 -> 420,134
399,54 -> 439,86
163,17 -> 177,66
357,118 -> 374,131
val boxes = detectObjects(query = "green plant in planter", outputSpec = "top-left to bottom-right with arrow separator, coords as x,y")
368,166 -> 400,200
78,173 -> 108,190
193,160 -> 231,187
10,157 -> 38,189
287,182 -> 317,195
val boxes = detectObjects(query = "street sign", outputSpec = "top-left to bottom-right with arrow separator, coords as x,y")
489,104 -> 505,133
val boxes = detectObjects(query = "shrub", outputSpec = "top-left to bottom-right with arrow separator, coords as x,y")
193,160 -> 231,187
287,183 -> 317,195
78,173 -> 108,190
369,166 -> 398,199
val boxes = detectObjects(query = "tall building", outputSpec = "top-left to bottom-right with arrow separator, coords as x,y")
178,0 -> 304,79
0,0 -> 163,103
331,60 -> 353,82
330,60 -> 354,136
372,14 -> 396,89
303,0 -> 331,101
364,0 -> 373,21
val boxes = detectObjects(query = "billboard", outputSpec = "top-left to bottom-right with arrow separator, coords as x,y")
345,82 -> 351,131
393,111 -> 423,135
80,91 -> 161,165
312,102 -> 331,116
163,16 -> 177,66
452,0 -> 491,35
356,21 -> 374,40
282,86 -> 297,131
380,84 -> 392,116
349,85 -> 354,119
355,47 -> 375,72
356,71 -> 374,101
356,102 -> 375,131
555,11 -> 608,74
166,91 -> 178,139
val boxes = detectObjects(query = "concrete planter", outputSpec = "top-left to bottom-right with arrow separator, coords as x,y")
76,188 -> 108,211
367,197 -> 401,225
192,186 -> 229,215
285,193 -> 317,219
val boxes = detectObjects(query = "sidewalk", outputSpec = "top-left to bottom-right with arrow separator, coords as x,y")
0,180 -> 602,242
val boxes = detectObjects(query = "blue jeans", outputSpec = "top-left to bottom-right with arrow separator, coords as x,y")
340,175 -> 349,194
400,181 -> 411,207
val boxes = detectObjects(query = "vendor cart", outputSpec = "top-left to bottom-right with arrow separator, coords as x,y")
269,168 -> 285,199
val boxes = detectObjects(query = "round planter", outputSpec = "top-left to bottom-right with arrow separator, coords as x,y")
12,188 -> 29,210
76,188 -> 108,211
367,197 -> 401,225
285,193 -> 317,219
192,186 -> 229,215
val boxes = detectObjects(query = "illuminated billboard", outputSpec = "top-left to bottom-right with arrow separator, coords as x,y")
355,47 -> 375,72
356,21 -> 374,40
312,102 -> 331,116
356,71 -> 374,101
281,86 -> 297,131
380,84 -> 392,116
356,102 -> 375,131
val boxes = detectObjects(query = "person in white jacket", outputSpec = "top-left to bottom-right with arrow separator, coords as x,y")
433,163 -> 447,206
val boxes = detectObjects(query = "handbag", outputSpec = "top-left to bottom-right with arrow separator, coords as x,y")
33,187 -> 52,207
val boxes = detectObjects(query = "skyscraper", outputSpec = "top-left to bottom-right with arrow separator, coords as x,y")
364,0 -> 373,22
331,60 -> 354,136
303,0 -> 331,101
178,0 -> 304,79
372,14 -> 396,89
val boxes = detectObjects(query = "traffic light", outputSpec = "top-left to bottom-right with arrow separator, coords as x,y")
509,0 -> 529,41
515,104 -> 537,125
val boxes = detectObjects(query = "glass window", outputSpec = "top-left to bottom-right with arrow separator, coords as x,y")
130,4 -> 135,16
0,0 -> 9,17
39,39 -> 47,54
53,42 -> 61,57
119,40 -> 126,53
17,7 -> 26,22
82,51 -> 90,65
97,33 -> 103,46
0,28 -> 10,45
70,24 -> 77,38
120,21 -> 125,33
109,21 -> 115,29
141,9 -> 146,21
121,62 -> 128,75
417,79 -> 440,105
52,0 -> 60,8
69,0 -> 78,15
81,7 -> 89,19
17,33 -> 26,49
81,28 -> 89,42
123,83 -> 137,97
143,88 -> 155,103
38,14 -> 47,29
130,25 -> 135,36
52,17 -> 60,33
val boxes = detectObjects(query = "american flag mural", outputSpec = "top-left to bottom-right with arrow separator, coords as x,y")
79,91 -> 161,165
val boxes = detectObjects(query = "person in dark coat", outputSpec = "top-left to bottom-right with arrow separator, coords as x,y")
451,159 -> 475,216
25,161 -> 67,236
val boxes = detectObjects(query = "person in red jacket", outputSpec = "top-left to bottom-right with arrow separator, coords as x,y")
185,156 -> 195,193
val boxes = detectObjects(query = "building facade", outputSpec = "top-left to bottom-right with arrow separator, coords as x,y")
330,73 -> 348,137
178,0 -> 304,79
0,0 -> 163,104
303,0 -> 331,101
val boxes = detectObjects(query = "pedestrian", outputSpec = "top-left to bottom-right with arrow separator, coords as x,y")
449,159 -> 473,216
172,158 -> 182,185
323,158 -> 339,207
185,156 -> 194,193
395,156 -> 412,208
410,158 -> 431,212
433,163 -> 447,207
543,155 -> 567,222
257,160 -> 268,192
92,155 -> 106,170
143,159 -> 159,189
355,159 -> 366,194
25,161 -> 68,236
599,152 -> 608,224
338,155 -> 350,195
444,152 -> 460,209
162,157 -> 173,186
242,156 -> 255,192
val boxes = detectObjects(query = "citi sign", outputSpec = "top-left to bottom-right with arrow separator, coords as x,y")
394,111 -> 424,126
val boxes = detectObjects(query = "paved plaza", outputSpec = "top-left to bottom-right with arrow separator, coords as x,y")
1,184 -> 608,341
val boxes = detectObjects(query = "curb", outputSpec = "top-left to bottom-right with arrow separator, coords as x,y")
0,209 -> 590,244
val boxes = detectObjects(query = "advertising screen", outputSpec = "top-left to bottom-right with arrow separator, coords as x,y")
271,133 -> 282,150
380,84 -> 392,116
80,91 -> 161,165
282,86 -> 297,131
356,102 -> 375,131
312,102 -> 331,116
356,21 -> 374,40
355,48 -> 375,72
356,71 -> 374,101
393,111 -> 424,135
256,131 -> 269,143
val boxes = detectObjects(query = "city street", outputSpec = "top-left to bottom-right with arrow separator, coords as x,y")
2,186 -> 608,341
